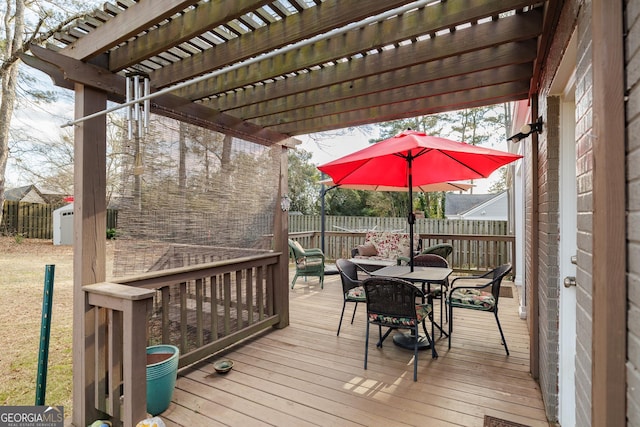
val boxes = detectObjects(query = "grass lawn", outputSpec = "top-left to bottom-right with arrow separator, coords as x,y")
0,237 -> 113,420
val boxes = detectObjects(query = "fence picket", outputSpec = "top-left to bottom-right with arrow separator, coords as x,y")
289,215 -> 513,273
1,201 -> 118,239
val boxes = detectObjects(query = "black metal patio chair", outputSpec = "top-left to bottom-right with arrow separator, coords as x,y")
412,253 -> 450,326
335,258 -> 368,336
363,277 -> 436,381
447,263 -> 513,355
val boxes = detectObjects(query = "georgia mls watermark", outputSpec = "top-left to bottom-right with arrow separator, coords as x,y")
0,406 -> 63,427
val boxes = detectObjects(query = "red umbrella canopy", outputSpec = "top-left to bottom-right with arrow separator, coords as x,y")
317,130 -> 522,187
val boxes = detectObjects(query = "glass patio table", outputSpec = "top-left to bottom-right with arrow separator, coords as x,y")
370,265 -> 452,350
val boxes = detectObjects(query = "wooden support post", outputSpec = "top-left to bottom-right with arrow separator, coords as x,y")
273,146 -> 290,328
85,283 -> 155,427
591,0 -> 626,424
72,84 -> 107,427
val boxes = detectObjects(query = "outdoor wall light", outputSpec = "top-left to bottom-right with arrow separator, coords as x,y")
280,194 -> 291,211
507,116 -> 544,142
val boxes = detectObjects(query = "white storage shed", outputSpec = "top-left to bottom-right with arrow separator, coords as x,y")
53,203 -> 74,245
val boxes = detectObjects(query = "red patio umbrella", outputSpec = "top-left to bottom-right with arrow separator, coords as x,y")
317,129 -> 522,269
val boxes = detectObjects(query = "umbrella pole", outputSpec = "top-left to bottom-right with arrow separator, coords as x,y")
408,155 -> 415,272
320,182 -> 340,255
321,183 -> 326,254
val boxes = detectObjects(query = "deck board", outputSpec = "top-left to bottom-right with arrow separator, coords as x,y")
160,273 -> 549,427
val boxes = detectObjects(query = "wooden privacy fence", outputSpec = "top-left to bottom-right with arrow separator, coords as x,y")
290,214 -> 509,235
289,215 -> 514,274
1,201 -> 118,239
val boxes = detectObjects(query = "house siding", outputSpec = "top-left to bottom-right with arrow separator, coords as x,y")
627,0 -> 640,424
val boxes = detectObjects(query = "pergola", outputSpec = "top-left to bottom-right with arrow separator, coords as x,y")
25,0 -> 559,143
22,1 -> 563,426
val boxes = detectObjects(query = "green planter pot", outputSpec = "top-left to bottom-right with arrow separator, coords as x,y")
146,345 -> 179,416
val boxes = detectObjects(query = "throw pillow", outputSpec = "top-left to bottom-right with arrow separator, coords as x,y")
357,243 -> 377,256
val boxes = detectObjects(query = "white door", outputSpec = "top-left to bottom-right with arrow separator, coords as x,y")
558,78 -> 577,427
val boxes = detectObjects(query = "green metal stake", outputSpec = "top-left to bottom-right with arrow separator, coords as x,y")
35,264 -> 55,406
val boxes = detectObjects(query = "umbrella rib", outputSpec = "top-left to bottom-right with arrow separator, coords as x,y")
439,151 -> 487,177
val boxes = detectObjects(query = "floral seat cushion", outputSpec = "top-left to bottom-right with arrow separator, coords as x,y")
346,286 -> 366,302
449,288 -> 495,311
368,303 -> 432,326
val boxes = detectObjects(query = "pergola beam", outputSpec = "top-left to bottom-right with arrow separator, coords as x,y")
108,0 -> 274,71
250,65 -> 532,127
274,81 -> 529,135
61,0 -> 200,60
28,45 -> 298,146
176,7 -> 543,101
209,40 -> 537,114
149,0 -> 418,88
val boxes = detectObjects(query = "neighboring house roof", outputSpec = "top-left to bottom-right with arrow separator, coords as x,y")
445,191 -> 508,220
39,189 -> 72,205
445,193 -> 497,216
4,185 -> 47,204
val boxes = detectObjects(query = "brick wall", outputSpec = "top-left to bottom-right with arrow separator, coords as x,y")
537,97 -> 561,421
626,0 -> 640,423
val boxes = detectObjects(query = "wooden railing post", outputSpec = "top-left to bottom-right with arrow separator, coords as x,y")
84,282 -> 155,427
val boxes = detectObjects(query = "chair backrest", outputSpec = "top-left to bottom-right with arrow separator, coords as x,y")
422,243 -> 453,260
336,258 -> 361,293
288,239 -> 304,259
489,263 -> 513,302
413,253 -> 449,268
363,277 -> 422,321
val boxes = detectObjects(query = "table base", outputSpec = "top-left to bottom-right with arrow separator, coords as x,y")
393,332 -> 431,350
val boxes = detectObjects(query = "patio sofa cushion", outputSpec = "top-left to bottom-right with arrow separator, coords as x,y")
352,231 -> 419,263
356,243 -> 378,256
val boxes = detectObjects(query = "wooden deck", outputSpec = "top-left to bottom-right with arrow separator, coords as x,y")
159,272 -> 549,427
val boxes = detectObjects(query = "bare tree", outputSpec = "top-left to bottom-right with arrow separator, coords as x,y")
0,0 -> 98,224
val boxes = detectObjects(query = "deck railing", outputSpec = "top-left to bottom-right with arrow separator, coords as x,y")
83,253 -> 281,426
291,231 -> 515,274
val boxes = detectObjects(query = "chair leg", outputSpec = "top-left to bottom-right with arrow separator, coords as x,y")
421,319 -> 438,359
290,273 -> 298,289
494,311 -> 509,356
377,326 -> 394,347
350,302 -> 358,324
443,279 -> 449,323
448,304 -> 453,349
439,296 -> 444,337
413,324 -> 418,382
431,316 -> 437,359
364,322 -> 370,370
337,300 -> 347,336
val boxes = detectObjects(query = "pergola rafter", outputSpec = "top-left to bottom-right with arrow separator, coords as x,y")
27,0 -> 559,145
